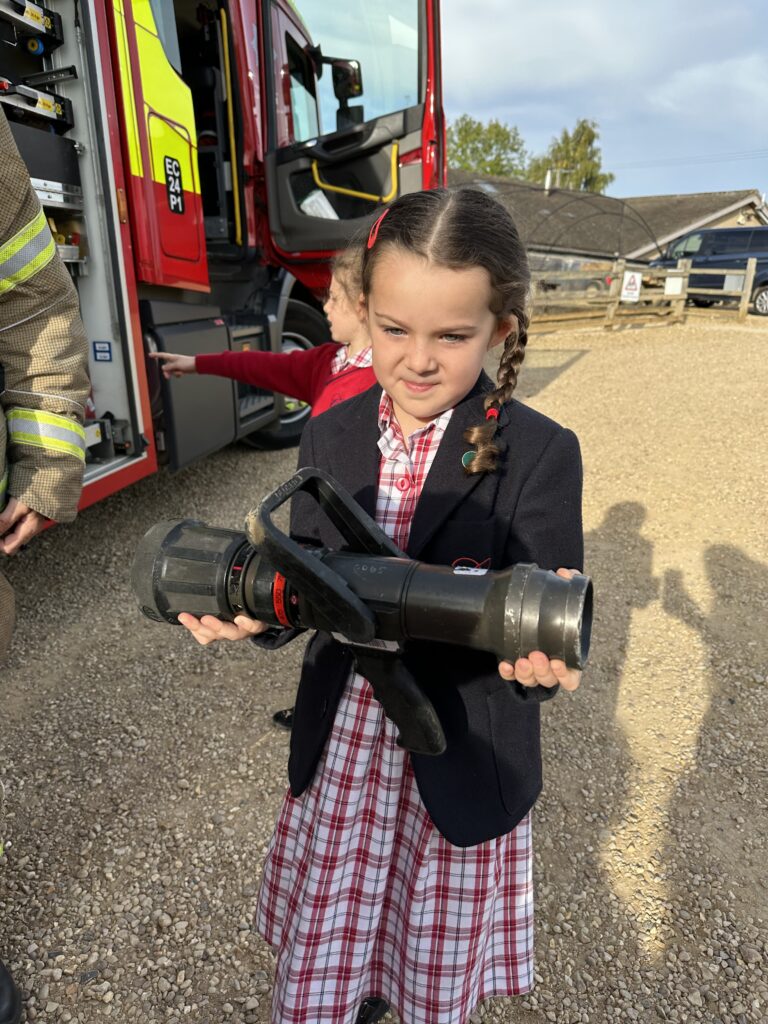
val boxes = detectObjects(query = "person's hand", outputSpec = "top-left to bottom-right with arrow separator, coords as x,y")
0,498 -> 48,555
176,612 -> 268,646
148,351 -> 197,378
498,568 -> 583,691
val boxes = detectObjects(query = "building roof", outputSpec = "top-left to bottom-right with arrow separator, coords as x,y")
447,168 -> 767,261
618,191 -> 768,257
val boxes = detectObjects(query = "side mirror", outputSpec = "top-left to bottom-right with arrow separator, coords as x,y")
331,59 -> 363,103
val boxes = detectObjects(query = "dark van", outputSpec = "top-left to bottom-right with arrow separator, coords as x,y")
650,226 -> 768,314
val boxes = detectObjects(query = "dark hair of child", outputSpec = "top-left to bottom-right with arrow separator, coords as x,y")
361,188 -> 531,474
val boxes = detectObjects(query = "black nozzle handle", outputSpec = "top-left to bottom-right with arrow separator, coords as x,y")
255,467 -> 403,556
352,649 -> 447,756
245,468 -> 402,643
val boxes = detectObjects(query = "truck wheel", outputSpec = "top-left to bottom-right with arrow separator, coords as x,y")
242,299 -> 331,450
752,285 -> 768,316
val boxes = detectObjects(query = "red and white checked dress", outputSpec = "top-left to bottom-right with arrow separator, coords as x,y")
256,394 -> 534,1024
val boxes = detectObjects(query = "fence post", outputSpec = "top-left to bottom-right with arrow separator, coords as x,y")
672,258 -> 691,322
604,259 -> 625,328
738,258 -> 756,322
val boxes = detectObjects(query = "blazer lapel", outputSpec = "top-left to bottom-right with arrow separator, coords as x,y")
407,374 -> 507,558
321,385 -> 382,519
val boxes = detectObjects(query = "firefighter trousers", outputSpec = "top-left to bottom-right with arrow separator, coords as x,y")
0,569 -> 15,662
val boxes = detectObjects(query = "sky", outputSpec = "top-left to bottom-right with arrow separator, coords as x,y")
440,0 -> 768,199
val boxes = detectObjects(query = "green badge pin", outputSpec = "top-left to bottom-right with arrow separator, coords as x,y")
461,451 -> 476,468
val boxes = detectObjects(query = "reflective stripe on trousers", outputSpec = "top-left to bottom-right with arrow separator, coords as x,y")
0,208 -> 56,296
6,408 -> 86,461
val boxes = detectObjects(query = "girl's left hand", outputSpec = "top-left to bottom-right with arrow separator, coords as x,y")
498,568 -> 583,691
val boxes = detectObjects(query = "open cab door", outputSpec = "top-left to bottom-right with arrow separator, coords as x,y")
262,0 -> 444,258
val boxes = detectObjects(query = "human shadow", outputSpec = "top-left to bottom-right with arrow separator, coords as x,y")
661,545 -> 768,944
516,350 -> 588,400
520,501 -> 662,1018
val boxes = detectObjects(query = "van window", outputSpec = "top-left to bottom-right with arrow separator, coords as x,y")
669,233 -> 703,258
708,230 -> 751,255
748,229 -> 768,254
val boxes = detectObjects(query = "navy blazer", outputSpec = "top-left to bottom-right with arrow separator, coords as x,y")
272,373 -> 584,847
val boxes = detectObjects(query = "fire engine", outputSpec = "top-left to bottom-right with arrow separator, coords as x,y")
0,0 -> 445,506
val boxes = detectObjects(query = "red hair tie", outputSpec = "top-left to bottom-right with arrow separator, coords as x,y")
367,209 -> 390,249
485,406 -> 499,421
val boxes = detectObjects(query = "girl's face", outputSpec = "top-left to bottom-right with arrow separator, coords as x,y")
368,249 -> 512,436
323,273 -> 364,344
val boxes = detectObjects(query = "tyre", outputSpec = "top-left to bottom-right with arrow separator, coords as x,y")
752,285 -> 768,316
241,299 -> 331,450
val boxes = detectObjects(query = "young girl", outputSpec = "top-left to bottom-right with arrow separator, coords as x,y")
179,188 -> 584,1024
149,242 -> 375,418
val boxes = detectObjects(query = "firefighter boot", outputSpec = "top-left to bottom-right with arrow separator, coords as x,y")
0,961 -> 21,1024
355,997 -> 389,1024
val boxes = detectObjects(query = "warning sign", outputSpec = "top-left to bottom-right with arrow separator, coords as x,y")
620,270 -> 641,303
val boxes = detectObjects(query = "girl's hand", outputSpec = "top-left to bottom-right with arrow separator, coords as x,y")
498,568 -> 583,691
148,351 -> 197,378
177,612 -> 268,646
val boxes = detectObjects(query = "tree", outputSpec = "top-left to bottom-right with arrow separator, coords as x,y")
447,114 -> 529,178
525,119 -> 614,193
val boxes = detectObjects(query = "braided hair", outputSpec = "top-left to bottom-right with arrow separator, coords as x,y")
362,188 -> 530,473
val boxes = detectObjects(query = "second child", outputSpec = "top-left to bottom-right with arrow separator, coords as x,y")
150,242 -> 375,416
151,243 -> 376,730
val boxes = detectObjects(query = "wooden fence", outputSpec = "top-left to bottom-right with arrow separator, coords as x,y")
530,258 -> 758,332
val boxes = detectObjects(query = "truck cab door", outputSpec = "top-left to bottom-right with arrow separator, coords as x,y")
262,0 -> 444,256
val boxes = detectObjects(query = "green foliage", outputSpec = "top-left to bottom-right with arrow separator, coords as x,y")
447,114 -> 615,194
525,119 -> 615,193
446,114 -> 529,178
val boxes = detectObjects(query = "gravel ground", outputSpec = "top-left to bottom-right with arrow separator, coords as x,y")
1,315 -> 766,1024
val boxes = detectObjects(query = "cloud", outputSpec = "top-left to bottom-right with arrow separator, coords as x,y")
441,0 -> 749,111
648,53 -> 768,124
440,0 -> 767,194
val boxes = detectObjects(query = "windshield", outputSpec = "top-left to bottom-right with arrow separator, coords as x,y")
297,0 -> 421,133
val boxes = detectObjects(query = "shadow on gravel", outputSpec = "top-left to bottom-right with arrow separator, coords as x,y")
516,349 -> 588,400
662,545 -> 768,923
521,501 -> 663,1019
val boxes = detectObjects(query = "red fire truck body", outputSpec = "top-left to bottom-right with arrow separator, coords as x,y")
0,0 -> 445,507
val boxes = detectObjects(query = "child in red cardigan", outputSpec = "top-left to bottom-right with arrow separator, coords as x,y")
151,243 -> 374,730
150,243 -> 375,414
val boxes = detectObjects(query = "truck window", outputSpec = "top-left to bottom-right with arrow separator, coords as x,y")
300,0 -> 420,133
286,33 -> 320,143
149,0 -> 182,73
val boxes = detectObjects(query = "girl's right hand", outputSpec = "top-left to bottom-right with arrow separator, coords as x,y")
148,351 -> 197,378
177,612 -> 268,646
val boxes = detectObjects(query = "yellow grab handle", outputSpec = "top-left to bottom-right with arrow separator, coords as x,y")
311,142 -> 399,204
